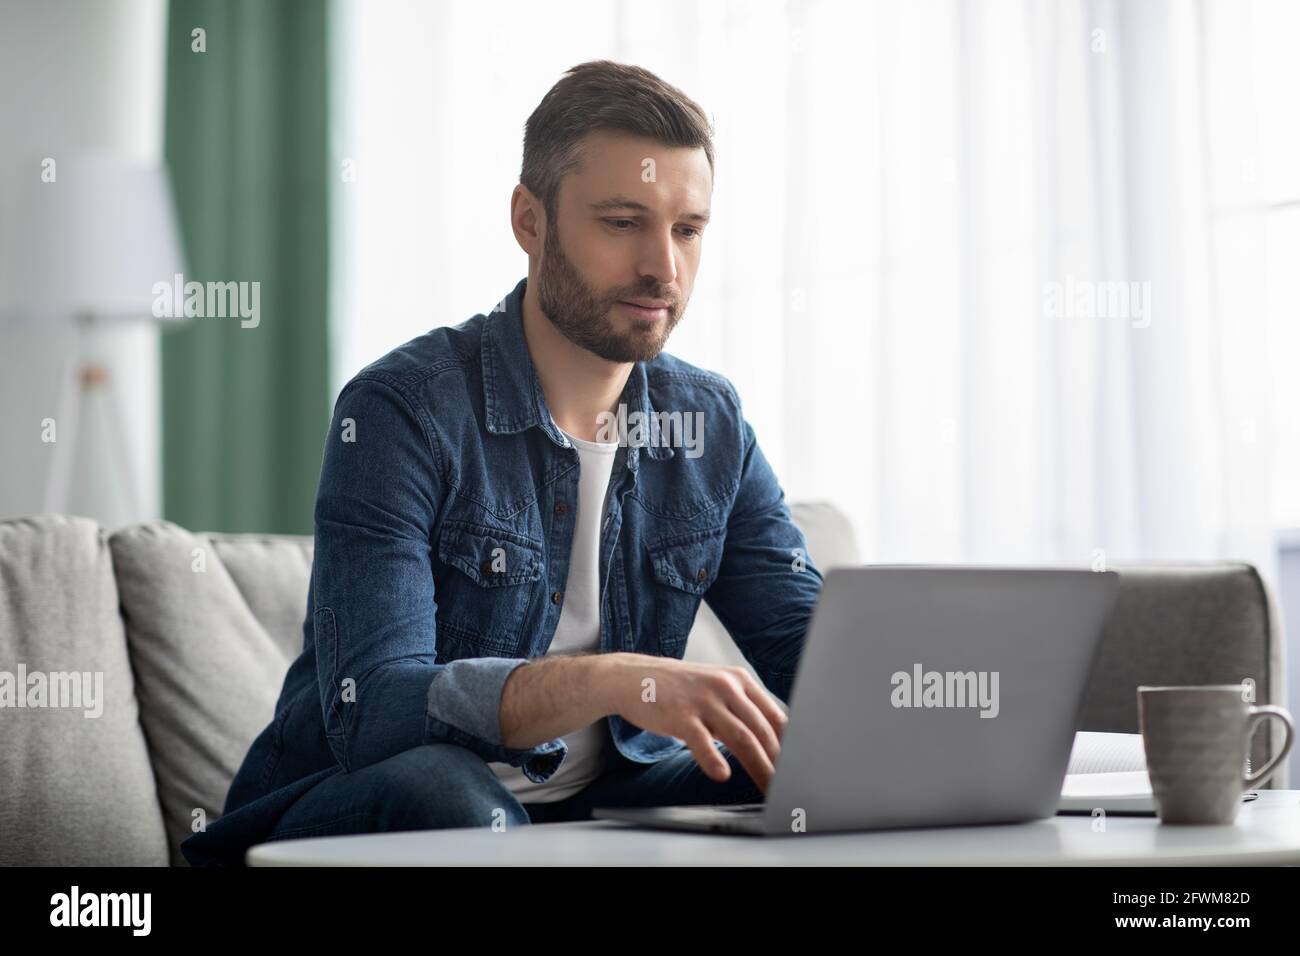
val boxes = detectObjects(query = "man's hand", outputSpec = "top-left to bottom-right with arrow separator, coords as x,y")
598,653 -> 788,793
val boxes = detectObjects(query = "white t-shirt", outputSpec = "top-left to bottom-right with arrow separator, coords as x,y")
487,427 -> 621,802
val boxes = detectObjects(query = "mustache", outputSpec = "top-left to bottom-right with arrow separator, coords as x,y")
611,291 -> 678,308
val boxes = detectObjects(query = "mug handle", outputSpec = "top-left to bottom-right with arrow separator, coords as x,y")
1243,705 -> 1295,787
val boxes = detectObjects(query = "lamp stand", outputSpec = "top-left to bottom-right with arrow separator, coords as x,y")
42,312 -> 142,519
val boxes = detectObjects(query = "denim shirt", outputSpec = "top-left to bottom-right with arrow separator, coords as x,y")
193,276 -> 823,859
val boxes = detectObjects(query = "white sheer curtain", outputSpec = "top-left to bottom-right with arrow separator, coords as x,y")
331,0 -> 1284,583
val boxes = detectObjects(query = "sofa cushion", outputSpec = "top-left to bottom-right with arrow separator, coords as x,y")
108,521 -> 312,865
0,515 -> 169,865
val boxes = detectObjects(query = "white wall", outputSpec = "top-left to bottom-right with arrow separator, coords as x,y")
0,0 -> 167,529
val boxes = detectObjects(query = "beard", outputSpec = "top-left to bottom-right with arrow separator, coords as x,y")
534,219 -> 683,362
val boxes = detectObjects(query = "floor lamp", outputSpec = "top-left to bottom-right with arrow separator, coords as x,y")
0,155 -> 186,520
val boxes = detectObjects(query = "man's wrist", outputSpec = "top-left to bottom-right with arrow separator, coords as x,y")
589,652 -> 628,718
500,651 -> 635,748
592,651 -> 662,718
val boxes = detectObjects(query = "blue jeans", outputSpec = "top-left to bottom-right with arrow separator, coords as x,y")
262,740 -> 763,842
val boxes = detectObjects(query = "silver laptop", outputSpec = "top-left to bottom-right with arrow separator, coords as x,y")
592,566 -> 1120,835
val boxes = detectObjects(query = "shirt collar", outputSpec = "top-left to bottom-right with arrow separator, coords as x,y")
480,276 -> 673,462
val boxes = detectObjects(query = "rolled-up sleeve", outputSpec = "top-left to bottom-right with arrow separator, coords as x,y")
311,375 -> 567,781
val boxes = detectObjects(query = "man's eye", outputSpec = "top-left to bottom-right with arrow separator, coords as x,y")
604,218 -> 701,240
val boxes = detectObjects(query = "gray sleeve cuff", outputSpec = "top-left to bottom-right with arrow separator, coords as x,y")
425,657 -> 568,783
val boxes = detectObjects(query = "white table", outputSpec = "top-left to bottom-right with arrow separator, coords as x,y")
248,790 -> 1300,866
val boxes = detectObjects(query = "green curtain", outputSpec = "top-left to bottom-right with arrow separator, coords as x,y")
162,0 -> 330,534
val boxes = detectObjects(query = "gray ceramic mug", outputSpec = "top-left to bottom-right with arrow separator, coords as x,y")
1138,685 -> 1295,825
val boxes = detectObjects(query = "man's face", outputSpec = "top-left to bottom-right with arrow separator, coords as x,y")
534,130 -> 712,363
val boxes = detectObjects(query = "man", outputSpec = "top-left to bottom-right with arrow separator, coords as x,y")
181,59 -> 822,866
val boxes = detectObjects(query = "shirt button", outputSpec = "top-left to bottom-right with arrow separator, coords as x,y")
554,502 -> 567,516
697,568 -> 708,583
480,560 -> 495,576
551,590 -> 563,605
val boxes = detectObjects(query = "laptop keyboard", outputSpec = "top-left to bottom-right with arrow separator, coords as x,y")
716,803 -> 765,813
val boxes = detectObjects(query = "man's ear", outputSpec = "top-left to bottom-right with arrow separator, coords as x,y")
511,184 -> 545,256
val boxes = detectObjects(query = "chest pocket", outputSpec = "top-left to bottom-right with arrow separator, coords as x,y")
646,525 -> 727,658
436,518 -> 543,656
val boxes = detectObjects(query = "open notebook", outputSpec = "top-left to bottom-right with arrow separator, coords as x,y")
1057,731 -> 1258,815
1057,731 -> 1156,814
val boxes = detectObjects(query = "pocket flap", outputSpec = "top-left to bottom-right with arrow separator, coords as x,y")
438,520 -> 543,586
647,526 -> 726,595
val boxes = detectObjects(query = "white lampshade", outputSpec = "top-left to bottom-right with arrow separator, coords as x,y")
0,154 -> 186,321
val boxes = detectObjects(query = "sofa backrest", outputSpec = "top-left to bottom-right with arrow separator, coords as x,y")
0,507 -> 1288,865
1076,563 -> 1286,782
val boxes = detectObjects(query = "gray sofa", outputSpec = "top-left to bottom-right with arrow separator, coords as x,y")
0,505 -> 1288,865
